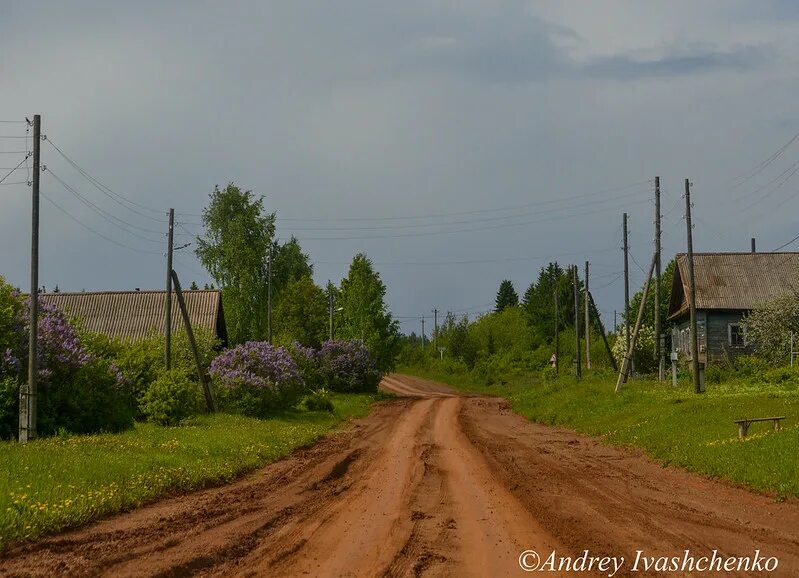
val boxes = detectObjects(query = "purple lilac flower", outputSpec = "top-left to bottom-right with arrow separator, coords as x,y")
210,341 -> 303,392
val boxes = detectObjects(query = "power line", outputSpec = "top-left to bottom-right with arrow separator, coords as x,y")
177,179 -> 652,222
40,191 -> 163,255
0,154 -> 30,185
278,189 -> 649,232
46,169 -> 167,243
44,138 -> 167,221
288,197 -> 651,241
772,233 -> 799,252
731,130 -> 799,190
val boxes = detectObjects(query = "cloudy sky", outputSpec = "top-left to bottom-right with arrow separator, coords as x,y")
2,1 -> 799,334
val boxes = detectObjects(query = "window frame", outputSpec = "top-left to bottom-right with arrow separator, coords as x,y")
728,322 -> 747,348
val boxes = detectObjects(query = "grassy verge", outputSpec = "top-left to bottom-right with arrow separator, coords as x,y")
399,365 -> 799,498
0,392 -> 379,550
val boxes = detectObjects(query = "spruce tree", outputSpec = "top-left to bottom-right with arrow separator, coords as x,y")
495,279 -> 519,312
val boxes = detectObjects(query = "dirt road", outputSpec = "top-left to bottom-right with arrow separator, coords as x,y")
2,374 -> 799,577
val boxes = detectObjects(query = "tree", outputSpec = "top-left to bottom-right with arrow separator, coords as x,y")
273,275 -> 328,348
628,259 -> 675,329
271,237 -> 313,301
189,281 -> 199,290
495,280 -> 519,312
746,293 -> 799,365
337,253 -> 400,370
195,184 -> 275,344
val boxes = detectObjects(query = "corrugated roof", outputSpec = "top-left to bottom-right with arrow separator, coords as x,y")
40,290 -> 225,342
668,252 -> 799,320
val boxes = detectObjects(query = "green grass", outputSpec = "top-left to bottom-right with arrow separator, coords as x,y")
0,393 -> 378,550
400,366 -> 799,498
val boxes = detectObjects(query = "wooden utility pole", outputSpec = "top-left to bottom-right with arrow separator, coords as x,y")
573,265 -> 581,378
654,177 -> 664,381
267,246 -> 273,344
554,281 -> 560,374
685,178 -> 701,393
421,317 -> 425,347
616,253 -> 657,392
171,270 -> 215,412
165,208 -> 174,370
432,308 -> 438,350
588,291 -> 618,372
584,260 -> 591,369
328,281 -> 334,341
20,114 -> 40,443
623,213 -> 630,359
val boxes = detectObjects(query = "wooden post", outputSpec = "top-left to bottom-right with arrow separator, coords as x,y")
588,291 -> 618,372
685,179 -> 701,394
573,265 -> 581,379
655,177 -> 664,381
584,261 -> 591,370
554,279 -> 560,374
328,281 -> 334,341
623,213 -> 630,360
165,208 -> 174,369
615,253 -> 657,392
171,270 -> 215,412
20,114 -> 41,442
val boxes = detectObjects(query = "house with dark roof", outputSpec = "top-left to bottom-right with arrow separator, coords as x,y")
667,252 -> 799,364
40,290 -> 227,344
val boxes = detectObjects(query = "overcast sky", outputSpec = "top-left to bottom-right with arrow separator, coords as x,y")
3,1 -> 799,334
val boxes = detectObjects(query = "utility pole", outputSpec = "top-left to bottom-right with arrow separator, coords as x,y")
20,114 -> 40,443
328,280 -> 334,341
655,177 -> 664,381
573,265 -> 581,379
421,317 -> 426,347
616,253 -> 657,392
584,261 -> 591,370
614,310 -> 617,333
685,179 -> 701,393
623,213 -> 630,359
165,208 -> 174,370
554,280 -> 560,374
267,246 -> 273,344
433,308 -> 438,349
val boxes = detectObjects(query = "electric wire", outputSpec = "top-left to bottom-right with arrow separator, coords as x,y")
46,169 -> 167,242
44,138 -> 167,221
0,154 -> 30,185
40,192 -> 163,255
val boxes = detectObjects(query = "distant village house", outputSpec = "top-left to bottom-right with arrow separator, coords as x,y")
668,252 -> 799,364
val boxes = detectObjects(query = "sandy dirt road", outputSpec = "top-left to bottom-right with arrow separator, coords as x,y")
2,374 -> 799,577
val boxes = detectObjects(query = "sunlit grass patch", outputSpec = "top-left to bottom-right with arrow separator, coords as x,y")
0,392 -> 376,550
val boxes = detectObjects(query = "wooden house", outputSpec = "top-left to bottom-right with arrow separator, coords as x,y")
40,289 -> 227,345
667,252 -> 799,364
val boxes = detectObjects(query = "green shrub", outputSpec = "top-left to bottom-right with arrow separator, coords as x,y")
302,388 -> 335,412
140,369 -> 204,426
540,365 -> 558,382
735,355 -> 769,377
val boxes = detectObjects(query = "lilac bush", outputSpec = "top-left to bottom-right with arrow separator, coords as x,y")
317,339 -> 381,393
0,286 -> 133,439
209,341 -> 305,415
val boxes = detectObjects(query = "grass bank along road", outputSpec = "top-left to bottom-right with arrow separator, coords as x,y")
2,375 -> 799,577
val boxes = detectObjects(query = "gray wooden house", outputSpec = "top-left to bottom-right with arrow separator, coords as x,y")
668,252 -> 799,364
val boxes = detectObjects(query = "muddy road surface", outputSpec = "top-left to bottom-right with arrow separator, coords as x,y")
2,374 -> 799,577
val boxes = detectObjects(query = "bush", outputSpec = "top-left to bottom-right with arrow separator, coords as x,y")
0,290 -> 133,439
209,342 -> 305,416
291,342 -> 324,390
735,355 -> 769,377
140,369 -> 204,426
302,388 -> 335,412
318,340 -> 381,393
540,365 -> 558,382
82,329 -> 221,420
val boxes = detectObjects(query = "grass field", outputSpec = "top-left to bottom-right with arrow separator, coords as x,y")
0,393 -> 379,550
400,366 -> 799,498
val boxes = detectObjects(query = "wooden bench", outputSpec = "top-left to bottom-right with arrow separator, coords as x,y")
734,417 -> 786,439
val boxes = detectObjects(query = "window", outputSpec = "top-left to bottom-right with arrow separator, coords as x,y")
729,323 -> 747,347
